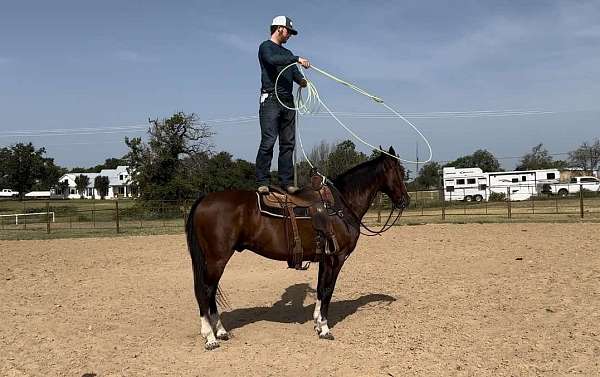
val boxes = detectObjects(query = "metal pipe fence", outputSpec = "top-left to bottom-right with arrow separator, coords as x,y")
368,187 -> 600,223
1,190 -> 599,238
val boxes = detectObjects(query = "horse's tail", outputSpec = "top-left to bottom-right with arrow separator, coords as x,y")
185,193 -> 229,310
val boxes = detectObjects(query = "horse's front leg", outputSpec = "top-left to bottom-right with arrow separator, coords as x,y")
314,254 -> 345,340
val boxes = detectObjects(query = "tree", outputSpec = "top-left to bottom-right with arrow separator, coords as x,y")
0,147 -> 11,188
446,149 -> 501,172
516,143 -> 564,170
307,140 -> 334,173
125,112 -> 214,201
0,143 -> 63,200
94,176 -> 110,199
325,140 -> 367,179
80,157 -> 128,173
569,139 -> 600,172
55,180 -> 70,199
74,174 -> 90,199
416,161 -> 442,189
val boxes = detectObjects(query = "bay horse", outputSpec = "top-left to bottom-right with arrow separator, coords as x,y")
185,146 -> 410,350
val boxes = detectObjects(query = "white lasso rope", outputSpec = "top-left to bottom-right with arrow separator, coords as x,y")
274,63 -> 433,168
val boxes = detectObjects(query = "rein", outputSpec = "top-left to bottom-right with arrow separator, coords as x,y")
358,205 -> 403,237
326,179 -> 402,237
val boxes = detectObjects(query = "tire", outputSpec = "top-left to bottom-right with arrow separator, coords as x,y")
474,195 -> 483,202
464,195 -> 473,202
558,189 -> 568,198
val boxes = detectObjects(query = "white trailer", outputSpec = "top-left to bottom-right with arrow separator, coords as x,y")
442,167 -> 488,202
443,167 -> 560,202
487,169 -> 559,201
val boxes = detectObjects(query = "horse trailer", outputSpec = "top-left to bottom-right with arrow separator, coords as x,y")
443,167 -> 560,202
442,167 -> 488,202
486,169 -> 559,201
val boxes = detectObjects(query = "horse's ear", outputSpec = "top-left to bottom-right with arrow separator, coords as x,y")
388,146 -> 396,156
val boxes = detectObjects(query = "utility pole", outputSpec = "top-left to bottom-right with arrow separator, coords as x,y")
415,142 -> 419,204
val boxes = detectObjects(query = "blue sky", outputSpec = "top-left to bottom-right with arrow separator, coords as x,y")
1,0 -> 599,171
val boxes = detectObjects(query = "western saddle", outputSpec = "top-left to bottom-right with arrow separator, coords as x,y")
257,172 -> 341,269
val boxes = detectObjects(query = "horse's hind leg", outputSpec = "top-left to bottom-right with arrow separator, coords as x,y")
207,251 -> 234,341
209,288 -> 229,340
194,278 -> 219,350
193,249 -> 233,350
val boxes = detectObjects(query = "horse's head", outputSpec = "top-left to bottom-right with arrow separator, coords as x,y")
379,146 -> 410,211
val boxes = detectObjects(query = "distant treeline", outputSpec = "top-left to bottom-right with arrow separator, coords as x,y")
1,112 -> 598,200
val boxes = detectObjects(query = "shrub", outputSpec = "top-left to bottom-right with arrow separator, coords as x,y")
488,192 -> 506,201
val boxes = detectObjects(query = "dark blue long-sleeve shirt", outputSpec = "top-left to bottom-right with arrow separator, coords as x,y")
258,40 -> 304,100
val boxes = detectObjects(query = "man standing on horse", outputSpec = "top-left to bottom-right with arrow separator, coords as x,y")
256,15 -> 310,195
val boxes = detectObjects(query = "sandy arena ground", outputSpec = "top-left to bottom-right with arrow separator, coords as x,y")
1,223 -> 599,376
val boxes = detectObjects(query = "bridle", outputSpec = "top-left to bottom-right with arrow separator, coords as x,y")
326,179 -> 405,237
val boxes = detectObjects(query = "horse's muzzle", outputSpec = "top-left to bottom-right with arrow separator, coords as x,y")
394,193 -> 410,211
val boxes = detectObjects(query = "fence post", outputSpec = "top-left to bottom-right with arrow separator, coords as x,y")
23,200 -> 27,230
441,190 -> 446,221
46,200 -> 51,234
485,188 -> 489,215
579,184 -> 584,219
183,200 -> 188,228
377,193 -> 382,223
507,187 -> 512,219
92,197 -> 96,228
115,199 -> 120,233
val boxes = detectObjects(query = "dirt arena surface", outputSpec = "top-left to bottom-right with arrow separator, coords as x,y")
1,223 -> 599,376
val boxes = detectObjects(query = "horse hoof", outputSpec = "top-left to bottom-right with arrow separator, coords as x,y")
216,332 -> 229,341
205,341 -> 220,350
319,333 -> 335,340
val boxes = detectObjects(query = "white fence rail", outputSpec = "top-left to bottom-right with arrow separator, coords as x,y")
0,212 -> 55,225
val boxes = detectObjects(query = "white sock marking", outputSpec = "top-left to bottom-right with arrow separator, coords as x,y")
200,315 -> 217,344
210,311 -> 228,337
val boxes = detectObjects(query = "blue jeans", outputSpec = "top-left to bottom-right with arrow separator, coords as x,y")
255,93 -> 296,186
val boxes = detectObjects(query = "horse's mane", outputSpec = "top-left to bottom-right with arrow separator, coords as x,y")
332,154 -> 405,194
332,156 -> 384,193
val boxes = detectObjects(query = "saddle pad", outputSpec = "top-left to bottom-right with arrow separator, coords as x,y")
257,193 -> 311,219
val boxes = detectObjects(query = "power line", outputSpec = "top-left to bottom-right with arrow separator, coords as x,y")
0,108 -> 597,138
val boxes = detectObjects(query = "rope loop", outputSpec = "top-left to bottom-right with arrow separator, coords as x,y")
274,63 -> 433,166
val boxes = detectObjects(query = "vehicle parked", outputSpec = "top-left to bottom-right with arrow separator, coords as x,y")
541,176 -> 600,197
0,189 -> 19,198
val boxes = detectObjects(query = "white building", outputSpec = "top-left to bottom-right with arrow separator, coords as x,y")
58,166 -> 134,199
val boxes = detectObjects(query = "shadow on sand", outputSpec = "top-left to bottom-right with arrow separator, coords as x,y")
221,283 -> 396,332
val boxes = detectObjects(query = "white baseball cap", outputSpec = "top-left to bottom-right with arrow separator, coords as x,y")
271,15 -> 298,35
